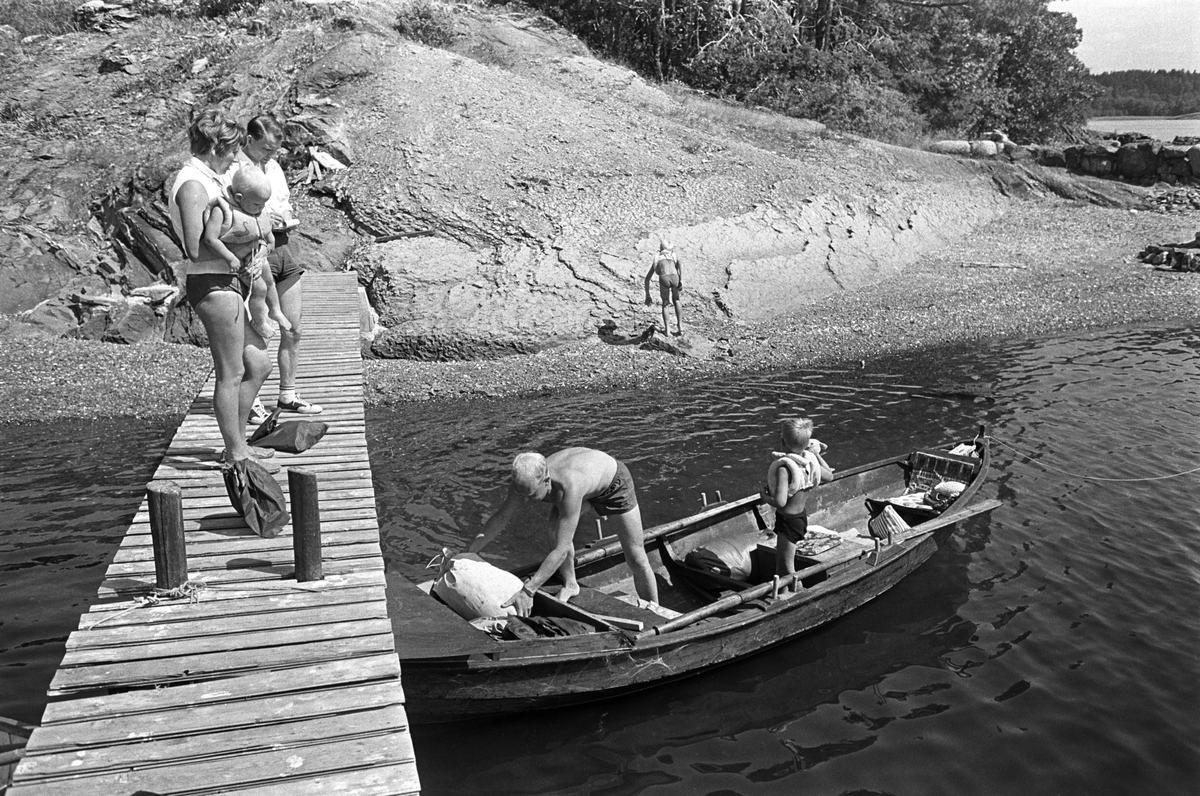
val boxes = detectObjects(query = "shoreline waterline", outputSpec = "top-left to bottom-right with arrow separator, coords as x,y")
1086,115 -> 1200,139
0,196 -> 1197,425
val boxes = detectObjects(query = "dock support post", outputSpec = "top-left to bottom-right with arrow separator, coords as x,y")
290,468 -> 324,582
147,481 -> 187,590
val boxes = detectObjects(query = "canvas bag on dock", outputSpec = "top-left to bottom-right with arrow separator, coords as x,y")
221,458 -> 290,538
248,409 -> 329,454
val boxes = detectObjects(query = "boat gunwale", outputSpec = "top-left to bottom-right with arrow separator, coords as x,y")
412,435 -> 992,669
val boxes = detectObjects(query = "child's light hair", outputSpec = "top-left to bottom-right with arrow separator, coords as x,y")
230,164 -> 271,201
511,452 -> 548,494
780,418 -> 813,450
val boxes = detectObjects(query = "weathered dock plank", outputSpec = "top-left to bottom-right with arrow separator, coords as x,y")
9,272 -> 420,795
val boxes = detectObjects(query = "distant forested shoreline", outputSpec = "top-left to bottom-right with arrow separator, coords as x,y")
1088,70 -> 1200,118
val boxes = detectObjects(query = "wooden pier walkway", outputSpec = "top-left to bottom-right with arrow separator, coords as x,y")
8,272 -> 420,795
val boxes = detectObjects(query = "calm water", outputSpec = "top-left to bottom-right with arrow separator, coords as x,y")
2,327 -> 1199,794
0,419 -> 176,722
368,326 -> 1200,795
1087,116 -> 1200,141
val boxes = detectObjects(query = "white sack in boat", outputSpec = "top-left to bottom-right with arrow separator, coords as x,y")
932,480 -> 966,498
685,532 -> 762,581
433,556 -> 523,620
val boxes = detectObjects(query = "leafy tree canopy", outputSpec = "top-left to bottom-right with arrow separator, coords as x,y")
527,0 -> 1098,142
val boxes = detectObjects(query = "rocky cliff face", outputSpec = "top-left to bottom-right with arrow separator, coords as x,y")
319,8 -> 1011,358
0,2 -> 1035,356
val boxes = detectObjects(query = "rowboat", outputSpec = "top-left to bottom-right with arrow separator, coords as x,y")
387,430 -> 999,723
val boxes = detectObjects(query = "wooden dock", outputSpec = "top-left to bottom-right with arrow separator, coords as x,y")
8,272 -> 420,795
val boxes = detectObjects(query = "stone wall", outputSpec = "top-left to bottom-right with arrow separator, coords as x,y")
932,131 -> 1200,187
1059,138 -> 1200,186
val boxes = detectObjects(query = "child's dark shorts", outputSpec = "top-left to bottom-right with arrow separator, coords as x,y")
186,273 -> 247,307
587,460 -> 638,517
268,232 -> 305,284
774,510 -> 809,544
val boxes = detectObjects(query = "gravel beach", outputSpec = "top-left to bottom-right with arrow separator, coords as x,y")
0,197 -> 1195,425
365,199 -> 1199,403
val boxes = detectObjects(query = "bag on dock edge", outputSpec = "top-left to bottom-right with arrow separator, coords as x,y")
221,458 -> 290,538
249,409 -> 329,454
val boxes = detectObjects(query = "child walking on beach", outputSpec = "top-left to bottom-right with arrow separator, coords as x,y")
763,418 -> 834,587
202,165 -> 292,340
644,240 -> 684,336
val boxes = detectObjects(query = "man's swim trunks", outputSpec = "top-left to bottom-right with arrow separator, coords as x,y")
268,232 -> 304,283
774,510 -> 808,544
186,273 -> 247,307
588,460 -> 638,516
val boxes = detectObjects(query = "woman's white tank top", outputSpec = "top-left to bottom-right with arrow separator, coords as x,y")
167,157 -> 228,275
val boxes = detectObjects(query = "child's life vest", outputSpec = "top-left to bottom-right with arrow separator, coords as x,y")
217,198 -> 272,248
767,450 -> 822,497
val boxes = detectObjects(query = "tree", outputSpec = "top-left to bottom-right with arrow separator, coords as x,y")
531,0 -> 1097,142
970,0 -> 1097,139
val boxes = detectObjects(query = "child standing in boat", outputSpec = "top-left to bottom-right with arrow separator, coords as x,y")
763,418 -> 834,587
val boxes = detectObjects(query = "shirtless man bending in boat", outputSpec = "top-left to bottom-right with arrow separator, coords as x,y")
468,447 -> 660,617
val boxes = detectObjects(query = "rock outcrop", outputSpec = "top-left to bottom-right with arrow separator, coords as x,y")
0,1 -> 1155,360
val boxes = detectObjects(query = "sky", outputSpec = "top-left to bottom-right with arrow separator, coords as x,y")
1048,0 -> 1200,73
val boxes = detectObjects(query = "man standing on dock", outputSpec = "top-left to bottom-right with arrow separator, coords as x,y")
468,448 -> 660,616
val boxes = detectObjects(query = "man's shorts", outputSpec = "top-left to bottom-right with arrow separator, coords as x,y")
587,460 -> 638,517
774,510 -> 809,544
186,273 -> 247,307
268,232 -> 305,284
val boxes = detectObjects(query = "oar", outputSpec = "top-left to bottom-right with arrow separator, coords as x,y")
635,497 -> 1002,642
636,546 -> 867,641
575,454 -> 910,567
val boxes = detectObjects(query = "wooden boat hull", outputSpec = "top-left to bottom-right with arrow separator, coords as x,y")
393,434 -> 997,723
403,535 -> 936,720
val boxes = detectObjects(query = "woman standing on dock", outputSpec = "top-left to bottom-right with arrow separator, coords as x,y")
168,108 -> 276,471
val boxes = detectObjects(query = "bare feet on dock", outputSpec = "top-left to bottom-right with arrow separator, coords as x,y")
559,582 -> 581,603
221,448 -> 281,473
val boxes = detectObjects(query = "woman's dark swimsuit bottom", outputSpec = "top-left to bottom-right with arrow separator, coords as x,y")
186,273 -> 247,307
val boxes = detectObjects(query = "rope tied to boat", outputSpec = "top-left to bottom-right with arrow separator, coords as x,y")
989,435 -> 1200,482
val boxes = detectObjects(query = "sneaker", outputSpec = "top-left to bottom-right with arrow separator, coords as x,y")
278,397 -> 323,414
248,399 -> 270,425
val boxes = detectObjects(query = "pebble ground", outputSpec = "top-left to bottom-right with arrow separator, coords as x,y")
0,198 -> 1195,425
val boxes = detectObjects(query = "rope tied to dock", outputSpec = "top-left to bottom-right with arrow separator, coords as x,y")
989,435 -> 1200,482
81,583 -> 203,631
81,578 -> 327,630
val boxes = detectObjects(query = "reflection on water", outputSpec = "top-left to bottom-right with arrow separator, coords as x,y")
0,419 -> 175,724
369,326 -> 1200,795
1,327 -> 1198,793
370,370 -> 975,584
